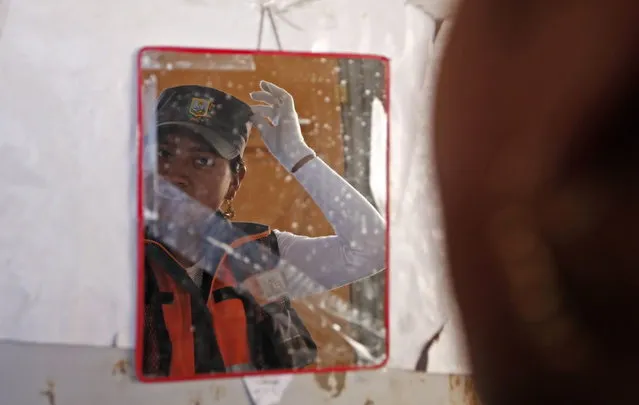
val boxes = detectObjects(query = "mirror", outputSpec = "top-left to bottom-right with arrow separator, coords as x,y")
137,48 -> 389,381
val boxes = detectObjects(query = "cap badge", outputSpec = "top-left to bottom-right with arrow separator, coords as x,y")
189,98 -> 212,118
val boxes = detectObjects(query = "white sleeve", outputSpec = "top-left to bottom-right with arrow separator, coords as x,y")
273,157 -> 386,298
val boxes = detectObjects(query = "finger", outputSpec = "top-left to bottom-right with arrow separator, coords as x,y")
249,110 -> 274,132
259,80 -> 289,98
250,91 -> 278,106
260,80 -> 295,109
250,104 -> 275,121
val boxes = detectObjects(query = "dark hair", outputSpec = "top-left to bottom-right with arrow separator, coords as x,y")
230,156 -> 246,175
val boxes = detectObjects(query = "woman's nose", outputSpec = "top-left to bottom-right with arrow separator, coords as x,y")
169,176 -> 189,188
161,163 -> 191,188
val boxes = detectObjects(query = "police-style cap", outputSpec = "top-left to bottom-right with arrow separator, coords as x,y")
156,85 -> 253,160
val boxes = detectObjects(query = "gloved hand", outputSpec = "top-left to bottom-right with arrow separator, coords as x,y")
249,80 -> 315,172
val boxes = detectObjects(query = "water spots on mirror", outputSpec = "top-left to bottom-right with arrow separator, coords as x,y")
139,50 -> 389,381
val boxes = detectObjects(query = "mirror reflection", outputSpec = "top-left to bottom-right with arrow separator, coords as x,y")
138,49 -> 388,380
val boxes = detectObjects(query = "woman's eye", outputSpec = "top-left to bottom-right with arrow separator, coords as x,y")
194,156 -> 215,168
157,149 -> 171,159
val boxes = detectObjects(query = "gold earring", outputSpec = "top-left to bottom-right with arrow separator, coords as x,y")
221,199 -> 235,220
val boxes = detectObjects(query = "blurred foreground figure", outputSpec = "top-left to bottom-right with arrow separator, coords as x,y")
434,1 -> 639,404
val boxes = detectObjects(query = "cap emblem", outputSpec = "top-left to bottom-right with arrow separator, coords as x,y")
189,97 -> 212,119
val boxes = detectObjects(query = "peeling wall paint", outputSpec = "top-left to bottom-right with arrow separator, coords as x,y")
449,375 -> 482,405
314,371 -> 347,398
0,341 -> 475,404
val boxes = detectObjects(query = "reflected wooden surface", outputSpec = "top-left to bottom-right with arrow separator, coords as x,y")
143,53 -> 356,368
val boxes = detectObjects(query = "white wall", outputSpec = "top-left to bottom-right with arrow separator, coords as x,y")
0,0 -> 467,374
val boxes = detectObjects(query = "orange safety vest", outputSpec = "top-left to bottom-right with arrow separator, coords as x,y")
142,221 -> 317,377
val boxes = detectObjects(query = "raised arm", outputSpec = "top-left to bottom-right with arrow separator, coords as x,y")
274,155 -> 386,295
250,80 -> 386,297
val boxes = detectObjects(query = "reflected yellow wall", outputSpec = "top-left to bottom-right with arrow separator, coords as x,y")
143,53 -> 356,368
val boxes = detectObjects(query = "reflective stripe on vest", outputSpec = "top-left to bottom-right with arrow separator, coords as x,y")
209,230 -> 271,370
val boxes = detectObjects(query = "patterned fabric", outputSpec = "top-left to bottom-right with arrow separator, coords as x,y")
141,230 -> 317,375
184,264 -> 204,287
258,295 -> 318,370
142,262 -> 173,376
142,303 -> 162,375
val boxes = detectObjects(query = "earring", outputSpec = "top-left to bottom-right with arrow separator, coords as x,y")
221,199 -> 235,220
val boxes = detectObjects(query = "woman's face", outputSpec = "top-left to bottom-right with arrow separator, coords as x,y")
158,130 -> 236,212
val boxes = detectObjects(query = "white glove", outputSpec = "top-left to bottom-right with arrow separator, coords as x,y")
249,80 -> 315,172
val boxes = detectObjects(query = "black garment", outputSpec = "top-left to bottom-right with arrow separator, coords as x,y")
142,221 -> 317,376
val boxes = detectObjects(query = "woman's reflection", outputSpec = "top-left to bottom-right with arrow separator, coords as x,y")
142,81 -> 386,378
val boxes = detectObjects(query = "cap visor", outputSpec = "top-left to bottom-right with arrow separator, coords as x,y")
158,122 -> 241,160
